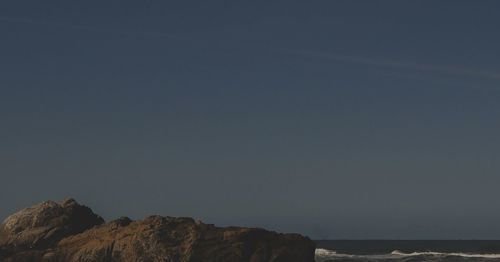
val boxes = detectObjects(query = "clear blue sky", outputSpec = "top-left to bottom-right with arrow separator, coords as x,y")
1,1 -> 500,239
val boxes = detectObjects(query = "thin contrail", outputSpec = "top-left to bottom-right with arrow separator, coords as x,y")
290,50 -> 500,81
0,15 -> 178,39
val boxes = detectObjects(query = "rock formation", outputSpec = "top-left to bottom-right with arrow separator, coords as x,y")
0,199 -> 315,262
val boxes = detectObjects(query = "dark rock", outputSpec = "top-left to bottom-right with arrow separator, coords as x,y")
0,199 -> 315,262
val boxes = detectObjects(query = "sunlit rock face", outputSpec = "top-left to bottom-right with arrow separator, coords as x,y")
0,198 -> 104,250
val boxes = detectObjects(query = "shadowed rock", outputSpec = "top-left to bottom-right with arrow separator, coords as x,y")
0,199 -> 315,262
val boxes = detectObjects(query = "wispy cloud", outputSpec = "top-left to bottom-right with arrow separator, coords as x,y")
0,15 -> 178,39
290,50 -> 500,81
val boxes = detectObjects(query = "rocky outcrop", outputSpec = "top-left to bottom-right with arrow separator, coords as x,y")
0,199 -> 315,262
0,199 -> 104,251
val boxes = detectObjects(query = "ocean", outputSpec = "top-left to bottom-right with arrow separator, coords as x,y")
315,240 -> 500,262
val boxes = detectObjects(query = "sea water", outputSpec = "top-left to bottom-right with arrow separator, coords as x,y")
315,240 -> 500,262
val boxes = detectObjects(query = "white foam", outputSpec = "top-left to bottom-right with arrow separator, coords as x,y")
315,248 -> 393,260
315,248 -> 344,257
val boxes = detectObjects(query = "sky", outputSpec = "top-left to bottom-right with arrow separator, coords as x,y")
1,1 -> 500,240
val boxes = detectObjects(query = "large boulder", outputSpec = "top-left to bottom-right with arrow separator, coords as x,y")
0,199 -> 315,262
0,199 -> 104,251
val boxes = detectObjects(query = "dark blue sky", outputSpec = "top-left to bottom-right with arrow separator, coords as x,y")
2,1 -> 500,239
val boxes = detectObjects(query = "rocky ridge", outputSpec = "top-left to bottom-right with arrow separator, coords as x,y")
0,199 -> 315,262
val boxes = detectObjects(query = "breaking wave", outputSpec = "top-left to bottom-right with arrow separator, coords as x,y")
390,250 -> 500,258
316,248 -> 500,261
